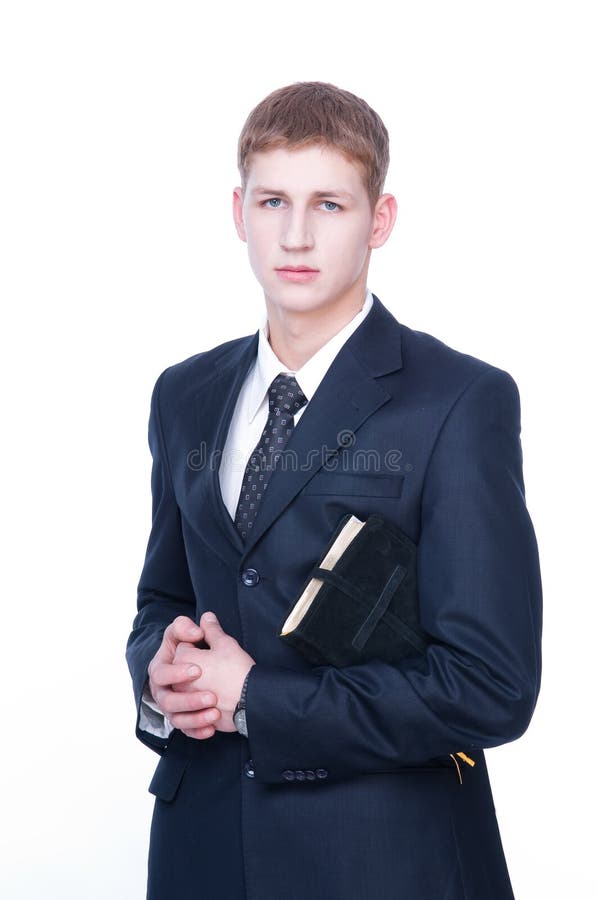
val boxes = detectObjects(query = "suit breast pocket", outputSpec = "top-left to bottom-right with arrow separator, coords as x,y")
301,470 -> 404,498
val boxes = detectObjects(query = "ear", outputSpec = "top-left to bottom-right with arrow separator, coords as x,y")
369,193 -> 398,250
232,187 -> 247,242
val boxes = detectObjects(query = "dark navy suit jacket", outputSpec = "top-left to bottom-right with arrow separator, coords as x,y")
126,293 -> 542,900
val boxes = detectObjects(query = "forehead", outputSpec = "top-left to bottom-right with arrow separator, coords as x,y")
245,145 -> 366,197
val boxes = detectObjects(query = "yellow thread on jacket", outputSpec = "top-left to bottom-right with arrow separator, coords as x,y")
449,753 -> 462,784
456,751 -> 475,767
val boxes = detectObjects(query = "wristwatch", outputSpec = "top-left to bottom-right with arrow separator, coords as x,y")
233,668 -> 253,737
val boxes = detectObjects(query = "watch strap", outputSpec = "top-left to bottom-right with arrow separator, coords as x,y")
233,667 -> 253,737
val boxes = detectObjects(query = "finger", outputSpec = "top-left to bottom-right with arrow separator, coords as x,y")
156,689 -> 218,716
149,662 -> 201,688
163,616 -> 204,654
172,644 -> 204,665
172,677 -> 209,694
168,708 -> 221,731
181,725 -> 216,740
175,641 -> 200,653
172,649 -> 205,671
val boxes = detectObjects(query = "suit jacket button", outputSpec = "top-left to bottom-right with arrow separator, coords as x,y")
282,770 -> 295,781
295,770 -> 306,781
243,760 -> 255,778
241,568 -> 260,587
315,768 -> 328,779
305,770 -> 316,780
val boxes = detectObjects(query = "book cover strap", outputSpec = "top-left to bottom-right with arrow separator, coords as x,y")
280,513 -> 430,668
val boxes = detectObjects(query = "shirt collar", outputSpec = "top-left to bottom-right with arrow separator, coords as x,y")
246,288 -> 374,424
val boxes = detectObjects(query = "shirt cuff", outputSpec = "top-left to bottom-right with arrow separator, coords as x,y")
139,683 -> 175,740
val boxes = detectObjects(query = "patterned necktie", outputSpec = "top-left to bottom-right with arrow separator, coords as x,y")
234,372 -> 308,541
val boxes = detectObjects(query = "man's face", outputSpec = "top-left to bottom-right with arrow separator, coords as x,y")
233,144 -> 380,317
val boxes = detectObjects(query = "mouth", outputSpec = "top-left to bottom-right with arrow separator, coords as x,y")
275,267 -> 320,283
276,266 -> 319,273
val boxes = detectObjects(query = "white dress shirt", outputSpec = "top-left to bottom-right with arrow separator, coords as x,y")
140,288 -> 374,737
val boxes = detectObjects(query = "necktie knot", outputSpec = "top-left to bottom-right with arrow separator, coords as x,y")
268,373 -> 307,417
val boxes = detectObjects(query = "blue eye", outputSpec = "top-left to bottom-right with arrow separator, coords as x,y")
260,198 -> 342,211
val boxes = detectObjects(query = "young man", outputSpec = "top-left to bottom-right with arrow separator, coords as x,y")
126,82 -> 542,900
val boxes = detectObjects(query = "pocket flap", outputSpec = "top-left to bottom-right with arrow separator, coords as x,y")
302,470 -> 404,497
148,752 -> 189,802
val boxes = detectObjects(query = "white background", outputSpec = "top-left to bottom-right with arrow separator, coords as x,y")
1,2 -> 596,898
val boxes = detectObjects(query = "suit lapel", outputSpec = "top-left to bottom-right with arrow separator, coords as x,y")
195,293 -> 404,559
190,334 -> 258,558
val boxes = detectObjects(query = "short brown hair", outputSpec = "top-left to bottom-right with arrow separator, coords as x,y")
237,81 -> 390,212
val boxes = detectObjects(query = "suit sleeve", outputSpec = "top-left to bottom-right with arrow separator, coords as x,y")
125,370 -> 198,753
245,366 -> 543,783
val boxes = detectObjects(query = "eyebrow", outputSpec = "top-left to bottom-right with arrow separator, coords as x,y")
250,186 -> 355,201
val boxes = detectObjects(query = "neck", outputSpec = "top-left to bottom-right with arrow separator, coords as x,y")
264,284 -> 368,371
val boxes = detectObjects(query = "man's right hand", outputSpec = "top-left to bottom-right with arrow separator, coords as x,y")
147,615 -> 221,740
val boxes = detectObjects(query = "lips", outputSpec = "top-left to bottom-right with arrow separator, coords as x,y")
276,267 -> 320,283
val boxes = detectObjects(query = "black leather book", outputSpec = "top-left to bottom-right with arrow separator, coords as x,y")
279,512 -> 430,667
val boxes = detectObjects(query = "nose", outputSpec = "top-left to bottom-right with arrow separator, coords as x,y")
279,208 -> 314,252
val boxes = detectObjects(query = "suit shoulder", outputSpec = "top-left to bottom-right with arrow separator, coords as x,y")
398,321 -> 518,399
152,333 -> 254,400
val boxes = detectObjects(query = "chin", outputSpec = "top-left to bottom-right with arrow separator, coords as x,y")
265,284 -> 327,311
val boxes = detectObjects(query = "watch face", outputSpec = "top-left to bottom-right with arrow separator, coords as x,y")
234,708 -> 248,736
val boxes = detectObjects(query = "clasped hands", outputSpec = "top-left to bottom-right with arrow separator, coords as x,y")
148,612 -> 256,740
